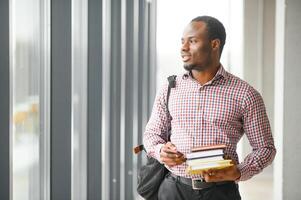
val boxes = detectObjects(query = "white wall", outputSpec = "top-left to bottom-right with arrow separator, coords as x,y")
274,0 -> 301,199
156,0 -> 232,88
242,0 -> 275,175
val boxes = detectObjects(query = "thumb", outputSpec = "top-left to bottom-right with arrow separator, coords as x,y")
166,142 -> 177,150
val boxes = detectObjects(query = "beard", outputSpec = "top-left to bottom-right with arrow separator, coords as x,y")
183,64 -> 207,72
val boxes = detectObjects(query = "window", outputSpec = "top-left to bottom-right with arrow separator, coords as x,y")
10,0 -> 50,199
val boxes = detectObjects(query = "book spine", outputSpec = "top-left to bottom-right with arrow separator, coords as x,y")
191,144 -> 226,152
186,154 -> 224,160
186,149 -> 224,159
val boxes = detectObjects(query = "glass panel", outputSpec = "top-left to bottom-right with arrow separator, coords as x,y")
71,0 -> 88,199
10,0 -> 50,199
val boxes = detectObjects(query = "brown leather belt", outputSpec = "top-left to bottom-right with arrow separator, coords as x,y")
168,173 -> 234,190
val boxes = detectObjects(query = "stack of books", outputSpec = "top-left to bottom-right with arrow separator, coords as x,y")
185,144 -> 233,175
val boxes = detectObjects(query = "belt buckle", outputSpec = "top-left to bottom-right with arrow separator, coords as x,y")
192,178 -> 206,190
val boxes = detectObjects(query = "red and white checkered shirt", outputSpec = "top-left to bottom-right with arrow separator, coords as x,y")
143,65 -> 276,181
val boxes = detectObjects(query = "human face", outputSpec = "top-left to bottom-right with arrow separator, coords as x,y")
181,21 -> 213,72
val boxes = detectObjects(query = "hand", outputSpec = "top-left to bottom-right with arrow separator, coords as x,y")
200,161 -> 241,182
160,142 -> 186,167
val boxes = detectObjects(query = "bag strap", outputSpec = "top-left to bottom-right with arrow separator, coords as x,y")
133,75 -> 177,154
166,75 -> 177,112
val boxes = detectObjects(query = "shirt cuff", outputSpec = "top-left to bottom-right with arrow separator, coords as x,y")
236,162 -> 249,182
154,143 -> 165,164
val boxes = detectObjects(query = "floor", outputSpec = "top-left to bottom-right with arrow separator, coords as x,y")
239,171 -> 273,200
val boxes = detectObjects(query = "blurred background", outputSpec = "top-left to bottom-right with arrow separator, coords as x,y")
0,0 -> 300,200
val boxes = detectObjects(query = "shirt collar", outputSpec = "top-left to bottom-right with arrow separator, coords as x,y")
214,64 -> 228,80
182,64 -> 228,82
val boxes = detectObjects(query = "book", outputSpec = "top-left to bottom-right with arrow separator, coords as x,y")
185,144 -> 230,175
191,144 -> 226,152
186,149 -> 224,159
186,163 -> 233,175
190,159 -> 232,170
186,155 -> 224,166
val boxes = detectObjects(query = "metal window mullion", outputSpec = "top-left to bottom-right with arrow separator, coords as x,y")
120,0 -> 127,198
148,0 -> 157,108
0,0 -> 10,199
51,0 -> 72,199
138,0 -> 147,169
39,0 -> 51,199
109,0 -> 122,199
101,0 -> 112,199
123,0 -> 135,199
142,1 -> 151,122
131,0 -> 140,197
87,0 -> 103,199
71,0 -> 88,199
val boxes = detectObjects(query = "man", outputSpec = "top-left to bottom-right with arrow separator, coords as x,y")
143,16 -> 276,200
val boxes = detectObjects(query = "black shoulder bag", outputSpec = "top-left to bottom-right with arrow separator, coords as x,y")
133,75 -> 176,200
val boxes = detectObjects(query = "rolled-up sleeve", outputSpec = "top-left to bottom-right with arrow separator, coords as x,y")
237,87 -> 276,181
143,83 -> 170,162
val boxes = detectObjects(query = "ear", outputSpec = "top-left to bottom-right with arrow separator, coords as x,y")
211,39 -> 220,52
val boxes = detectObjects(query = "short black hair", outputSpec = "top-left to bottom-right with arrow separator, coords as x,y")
191,16 -> 226,56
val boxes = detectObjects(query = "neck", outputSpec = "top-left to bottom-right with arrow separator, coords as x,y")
191,63 -> 220,85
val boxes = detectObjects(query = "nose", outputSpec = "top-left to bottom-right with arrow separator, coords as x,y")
181,40 -> 189,52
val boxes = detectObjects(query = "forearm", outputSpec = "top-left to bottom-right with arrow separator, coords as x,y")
239,87 -> 277,181
143,131 -> 165,161
237,145 -> 276,181
143,83 -> 170,161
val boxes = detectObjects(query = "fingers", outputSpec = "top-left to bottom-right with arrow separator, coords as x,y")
160,155 -> 185,167
160,152 -> 183,161
230,159 -> 237,165
202,169 -> 224,182
162,147 -> 180,155
202,165 -> 240,182
160,142 -> 178,155
203,173 -> 223,182
160,142 -> 186,167
224,155 -> 238,165
165,142 -> 177,152
160,151 -> 182,162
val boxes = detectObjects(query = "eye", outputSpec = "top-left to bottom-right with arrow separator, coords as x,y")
189,39 -> 197,44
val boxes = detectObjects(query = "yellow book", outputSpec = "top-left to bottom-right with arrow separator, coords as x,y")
186,163 -> 234,175
187,158 -> 230,166
190,160 -> 232,170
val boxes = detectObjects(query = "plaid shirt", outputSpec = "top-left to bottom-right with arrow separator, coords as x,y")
143,65 -> 276,181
